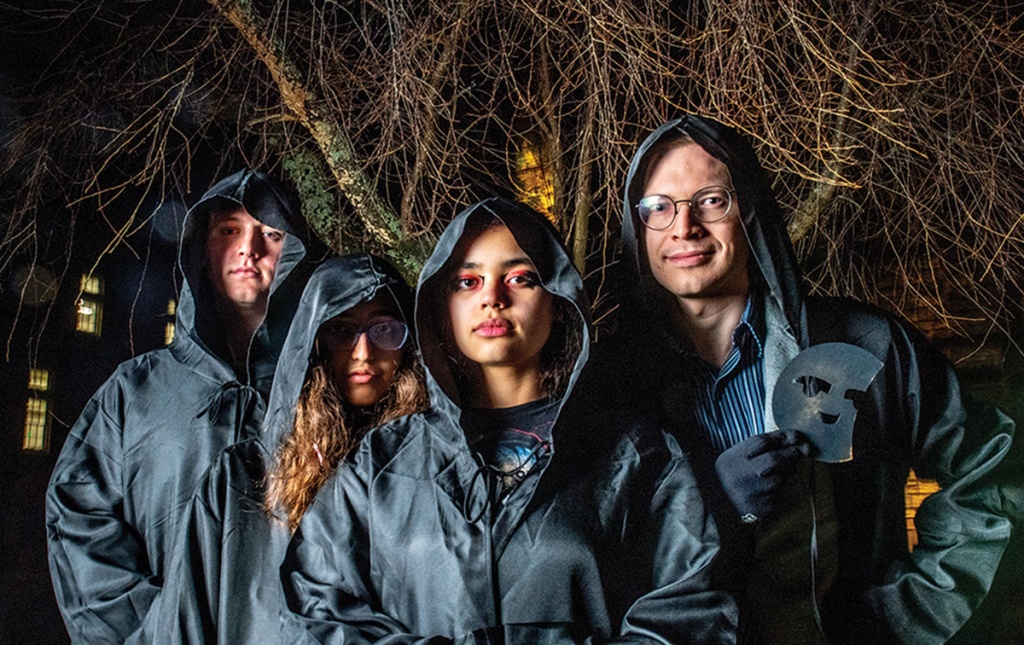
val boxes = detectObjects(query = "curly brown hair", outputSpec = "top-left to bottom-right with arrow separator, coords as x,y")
264,355 -> 427,529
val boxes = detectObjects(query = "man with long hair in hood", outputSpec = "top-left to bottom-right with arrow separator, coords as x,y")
595,114 -> 1019,644
46,169 -> 318,644
281,198 -> 736,643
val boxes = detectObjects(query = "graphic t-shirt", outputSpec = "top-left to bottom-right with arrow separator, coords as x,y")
461,398 -> 558,497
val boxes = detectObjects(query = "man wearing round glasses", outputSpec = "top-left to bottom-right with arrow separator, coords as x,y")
638,148 -> 750,338
592,114 -> 1020,645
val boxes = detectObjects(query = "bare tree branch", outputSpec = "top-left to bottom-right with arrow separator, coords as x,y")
2,0 -> 1022,352
208,0 -> 422,274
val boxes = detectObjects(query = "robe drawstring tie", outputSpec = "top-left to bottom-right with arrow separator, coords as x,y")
196,381 -> 263,442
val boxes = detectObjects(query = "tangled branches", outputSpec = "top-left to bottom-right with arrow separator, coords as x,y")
1,0 -> 1022,348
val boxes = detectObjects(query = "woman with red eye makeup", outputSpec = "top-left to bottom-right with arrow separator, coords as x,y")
282,198 -> 736,644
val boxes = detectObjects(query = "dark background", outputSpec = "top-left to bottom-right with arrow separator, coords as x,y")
1,1 -> 1022,644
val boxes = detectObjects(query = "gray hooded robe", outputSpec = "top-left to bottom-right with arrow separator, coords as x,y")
46,169 -> 316,644
154,254 -> 414,644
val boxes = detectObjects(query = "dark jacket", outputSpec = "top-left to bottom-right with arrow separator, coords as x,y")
154,255 -> 413,644
607,115 -> 1020,644
281,198 -> 737,644
45,169 -> 316,644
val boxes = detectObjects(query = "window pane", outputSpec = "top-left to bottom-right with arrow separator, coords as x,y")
28,368 -> 50,391
905,470 -> 941,550
80,274 -> 104,295
76,297 -> 103,335
23,398 -> 49,452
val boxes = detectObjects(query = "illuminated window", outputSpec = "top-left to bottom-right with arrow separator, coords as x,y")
905,470 -> 941,550
81,274 -> 103,295
23,398 -> 50,452
515,138 -> 556,223
164,299 -> 176,345
29,368 -> 50,391
76,274 -> 104,335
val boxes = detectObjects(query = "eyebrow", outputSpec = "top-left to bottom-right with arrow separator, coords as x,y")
459,256 -> 534,271
335,307 -> 399,322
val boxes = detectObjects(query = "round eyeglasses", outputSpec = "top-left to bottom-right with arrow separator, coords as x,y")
318,319 -> 409,352
636,186 -> 736,230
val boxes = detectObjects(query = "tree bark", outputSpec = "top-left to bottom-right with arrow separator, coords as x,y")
208,0 -> 426,276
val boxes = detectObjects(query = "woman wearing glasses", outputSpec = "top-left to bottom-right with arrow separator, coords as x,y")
281,199 -> 736,644
155,255 -> 427,643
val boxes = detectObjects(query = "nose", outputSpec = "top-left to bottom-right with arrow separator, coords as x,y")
351,331 -> 372,360
671,201 -> 702,239
479,278 -> 508,309
237,228 -> 263,258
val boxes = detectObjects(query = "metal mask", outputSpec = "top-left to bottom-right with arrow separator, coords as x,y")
772,343 -> 883,463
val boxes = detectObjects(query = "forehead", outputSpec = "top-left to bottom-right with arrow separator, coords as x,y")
456,224 -> 533,267
644,142 -> 731,193
332,293 -> 400,323
207,207 -> 267,230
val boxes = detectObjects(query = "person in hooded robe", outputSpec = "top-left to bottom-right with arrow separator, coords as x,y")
155,254 -> 428,643
590,114 -> 1020,644
46,169 -> 319,644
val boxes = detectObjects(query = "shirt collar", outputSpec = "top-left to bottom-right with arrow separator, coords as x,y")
732,287 -> 765,359
660,286 -> 766,360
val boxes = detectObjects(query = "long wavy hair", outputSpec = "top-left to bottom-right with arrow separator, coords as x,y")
264,337 -> 427,529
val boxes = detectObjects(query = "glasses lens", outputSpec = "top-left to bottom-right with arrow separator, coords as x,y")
319,322 -> 358,351
637,195 -> 676,230
367,320 -> 409,351
692,187 -> 732,222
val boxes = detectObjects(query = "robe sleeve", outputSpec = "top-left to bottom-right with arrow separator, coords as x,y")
46,384 -> 161,644
860,325 -> 1019,644
281,451 -> 501,645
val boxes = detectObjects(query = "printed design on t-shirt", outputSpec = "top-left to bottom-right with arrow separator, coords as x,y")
462,398 -> 558,499
491,427 -> 549,492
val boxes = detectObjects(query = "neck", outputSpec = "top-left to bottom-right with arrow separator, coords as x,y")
219,301 -> 267,373
670,292 -> 749,369
469,363 -> 546,409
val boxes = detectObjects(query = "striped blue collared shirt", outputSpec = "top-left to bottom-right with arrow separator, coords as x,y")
693,293 -> 766,455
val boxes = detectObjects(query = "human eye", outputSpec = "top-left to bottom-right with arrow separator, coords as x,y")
263,229 -> 285,243
697,188 -> 728,207
453,274 -> 480,291
506,270 -> 540,288
321,320 -> 354,338
369,320 -> 409,350
640,196 -> 669,213
318,320 -> 358,349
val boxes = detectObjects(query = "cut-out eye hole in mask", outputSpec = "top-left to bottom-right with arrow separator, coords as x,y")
772,343 -> 883,463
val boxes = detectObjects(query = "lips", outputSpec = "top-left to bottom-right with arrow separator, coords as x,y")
348,369 -> 377,384
665,248 -> 713,266
474,318 -> 511,337
230,266 -> 260,278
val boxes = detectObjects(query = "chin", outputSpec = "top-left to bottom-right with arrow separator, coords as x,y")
345,388 -> 383,408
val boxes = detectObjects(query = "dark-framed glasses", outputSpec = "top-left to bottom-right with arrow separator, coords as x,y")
319,319 -> 409,352
636,186 -> 736,230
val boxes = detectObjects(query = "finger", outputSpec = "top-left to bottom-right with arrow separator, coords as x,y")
744,430 -> 808,458
755,446 -> 809,478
